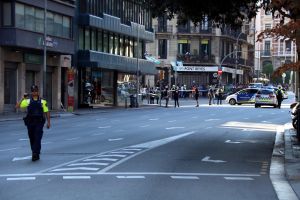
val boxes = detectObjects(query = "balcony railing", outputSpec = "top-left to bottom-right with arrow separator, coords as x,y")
177,54 -> 215,64
190,26 -> 213,34
154,25 -> 173,33
221,56 -> 254,67
221,28 -> 247,41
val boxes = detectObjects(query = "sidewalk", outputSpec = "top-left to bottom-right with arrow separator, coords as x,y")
284,124 -> 300,199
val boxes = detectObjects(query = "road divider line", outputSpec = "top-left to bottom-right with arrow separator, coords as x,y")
171,176 -> 199,180
224,177 -> 254,181
116,176 -> 145,179
63,176 -> 91,180
7,177 -> 36,181
51,167 -> 99,172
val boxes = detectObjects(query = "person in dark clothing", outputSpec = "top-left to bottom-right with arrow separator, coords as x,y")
195,87 -> 200,107
163,88 -> 169,107
276,86 -> 284,109
16,85 -> 51,161
173,88 -> 180,108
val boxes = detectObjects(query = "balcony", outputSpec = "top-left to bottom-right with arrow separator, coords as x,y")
261,50 -> 271,57
177,54 -> 215,64
190,26 -> 213,34
221,56 -> 254,67
221,28 -> 247,41
154,25 -> 173,33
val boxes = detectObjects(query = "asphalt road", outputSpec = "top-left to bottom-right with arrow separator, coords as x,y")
0,98 -> 293,200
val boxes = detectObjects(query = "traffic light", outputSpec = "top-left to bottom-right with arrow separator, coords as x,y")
218,69 -> 222,76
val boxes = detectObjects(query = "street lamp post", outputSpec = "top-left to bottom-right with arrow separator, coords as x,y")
136,10 -> 141,108
43,0 -> 47,98
234,32 -> 243,87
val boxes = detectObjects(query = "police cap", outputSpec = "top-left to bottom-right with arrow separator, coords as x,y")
31,85 -> 39,92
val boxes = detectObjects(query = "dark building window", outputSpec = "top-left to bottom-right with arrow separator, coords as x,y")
2,2 -> 12,26
158,39 -> 167,59
15,2 -> 72,39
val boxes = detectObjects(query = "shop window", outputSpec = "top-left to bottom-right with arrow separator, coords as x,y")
158,39 -> 167,59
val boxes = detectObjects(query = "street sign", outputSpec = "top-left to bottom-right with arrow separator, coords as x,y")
213,73 -> 218,78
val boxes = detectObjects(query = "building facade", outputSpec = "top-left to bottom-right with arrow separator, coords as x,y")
76,0 -> 156,108
255,9 -> 297,84
0,0 -> 75,113
147,16 -> 255,89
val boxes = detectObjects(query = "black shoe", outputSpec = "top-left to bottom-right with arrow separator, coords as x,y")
32,153 -> 40,162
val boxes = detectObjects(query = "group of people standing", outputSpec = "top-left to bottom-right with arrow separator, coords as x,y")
162,85 -> 224,108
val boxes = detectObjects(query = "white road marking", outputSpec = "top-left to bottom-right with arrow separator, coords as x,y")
202,156 -> 226,163
122,148 -> 142,151
165,127 -> 185,130
92,133 -> 105,136
63,176 -> 91,180
244,118 -> 249,120
12,156 -> 32,161
192,116 -> 198,119
116,176 -> 145,179
205,119 -> 220,122
108,138 -> 124,141
97,154 -> 127,158
140,125 -> 150,127
7,177 -> 36,181
111,151 -> 135,154
0,172 -> 261,178
149,118 -> 159,121
98,126 -> 111,129
171,176 -> 199,180
225,140 -> 241,144
224,177 -> 254,181
19,138 -> 29,141
68,163 -> 109,166
66,137 -> 80,141
168,120 -> 176,122
51,167 -> 99,172
205,127 -> 212,129
0,147 -> 18,152
87,158 -> 118,161
41,141 -> 52,145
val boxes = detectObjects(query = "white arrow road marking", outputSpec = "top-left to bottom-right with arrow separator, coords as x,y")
117,176 -> 145,179
51,167 -> 99,172
165,127 -> 185,130
12,156 -> 32,162
225,140 -> 241,144
202,156 -> 226,163
108,138 -> 123,141
224,177 -> 254,181
98,126 -> 111,129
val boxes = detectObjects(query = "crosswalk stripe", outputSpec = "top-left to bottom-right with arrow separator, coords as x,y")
68,163 -> 109,167
51,167 -> 99,172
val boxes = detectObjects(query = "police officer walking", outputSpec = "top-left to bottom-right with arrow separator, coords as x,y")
16,85 -> 51,161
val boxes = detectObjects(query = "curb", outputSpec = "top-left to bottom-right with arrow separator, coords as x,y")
284,124 -> 300,181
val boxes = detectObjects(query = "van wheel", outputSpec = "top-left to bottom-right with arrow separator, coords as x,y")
229,99 -> 236,105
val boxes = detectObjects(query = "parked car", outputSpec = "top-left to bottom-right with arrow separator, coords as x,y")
262,86 -> 288,99
225,88 -> 259,105
254,89 -> 278,108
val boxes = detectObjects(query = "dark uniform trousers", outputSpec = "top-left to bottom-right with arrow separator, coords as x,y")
27,120 -> 44,154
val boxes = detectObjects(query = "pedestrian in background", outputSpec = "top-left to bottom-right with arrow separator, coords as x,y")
216,87 -> 223,105
163,87 -> 169,107
173,88 -> 180,108
276,86 -> 284,109
15,85 -> 51,162
195,87 -> 200,107
208,86 -> 214,105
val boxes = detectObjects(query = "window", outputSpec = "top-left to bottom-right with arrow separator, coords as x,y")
285,40 -> 291,52
264,41 -> 271,56
109,33 -> 114,54
25,6 -> 35,31
84,29 -> 90,50
103,32 -> 108,53
114,34 -> 119,55
15,3 -> 25,28
47,12 -> 54,35
177,40 -> 190,55
97,30 -> 103,52
79,28 -> 84,49
200,39 -> 210,56
54,14 -> 63,36
3,2 -> 12,26
120,36 -> 124,56
158,39 -> 167,59
62,16 -> 71,38
265,23 -> 271,30
35,9 -> 44,33
91,29 -> 96,51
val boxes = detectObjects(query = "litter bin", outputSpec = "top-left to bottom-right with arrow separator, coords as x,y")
130,95 -> 137,108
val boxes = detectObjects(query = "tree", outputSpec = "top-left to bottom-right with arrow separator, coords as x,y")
262,63 -> 273,78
